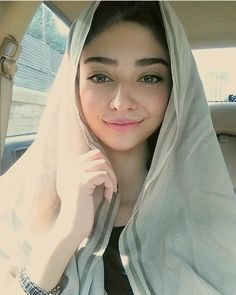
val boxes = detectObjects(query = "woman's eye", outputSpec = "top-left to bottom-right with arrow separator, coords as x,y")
138,75 -> 163,84
88,74 -> 112,83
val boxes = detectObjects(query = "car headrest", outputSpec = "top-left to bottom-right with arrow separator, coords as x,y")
209,102 -> 236,136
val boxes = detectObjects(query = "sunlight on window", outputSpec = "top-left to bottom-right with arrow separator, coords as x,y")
53,15 -> 69,35
193,48 -> 236,102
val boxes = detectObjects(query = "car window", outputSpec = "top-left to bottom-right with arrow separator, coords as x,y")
7,3 -> 69,137
193,48 -> 236,102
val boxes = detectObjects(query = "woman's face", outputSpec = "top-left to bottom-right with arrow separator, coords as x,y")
79,22 -> 172,152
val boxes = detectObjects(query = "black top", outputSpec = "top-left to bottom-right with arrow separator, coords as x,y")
104,227 -> 133,295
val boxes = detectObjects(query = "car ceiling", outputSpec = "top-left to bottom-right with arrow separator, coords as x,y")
52,1 -> 236,49
0,1 -> 236,50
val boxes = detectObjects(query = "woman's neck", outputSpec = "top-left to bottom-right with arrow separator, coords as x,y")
103,143 -> 149,207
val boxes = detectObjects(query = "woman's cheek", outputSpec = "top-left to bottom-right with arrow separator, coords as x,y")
80,86 -> 98,105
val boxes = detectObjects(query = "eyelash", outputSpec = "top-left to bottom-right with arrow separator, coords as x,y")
88,74 -> 112,83
138,75 -> 163,84
87,74 -> 163,84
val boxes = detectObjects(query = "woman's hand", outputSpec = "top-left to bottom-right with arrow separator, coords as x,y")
56,148 -> 117,240
22,149 -> 117,293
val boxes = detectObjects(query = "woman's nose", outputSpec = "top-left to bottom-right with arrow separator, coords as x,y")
110,85 -> 137,111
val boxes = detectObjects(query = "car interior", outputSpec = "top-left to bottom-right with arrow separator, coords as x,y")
0,1 -> 236,190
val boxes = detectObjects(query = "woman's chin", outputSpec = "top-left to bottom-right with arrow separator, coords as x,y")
101,140 -> 146,153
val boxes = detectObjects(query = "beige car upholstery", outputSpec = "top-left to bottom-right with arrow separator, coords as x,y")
210,102 -> 236,189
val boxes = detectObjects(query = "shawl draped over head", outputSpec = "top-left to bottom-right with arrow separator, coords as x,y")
1,1 -> 236,294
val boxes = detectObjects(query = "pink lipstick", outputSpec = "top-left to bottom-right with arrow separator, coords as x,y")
105,120 -> 142,131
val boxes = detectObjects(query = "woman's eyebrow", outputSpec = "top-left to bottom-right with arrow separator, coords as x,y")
83,56 -> 169,67
135,58 -> 169,67
84,56 -> 118,65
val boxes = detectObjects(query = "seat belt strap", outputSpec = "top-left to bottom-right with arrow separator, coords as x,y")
0,36 -> 21,172
0,75 -> 13,165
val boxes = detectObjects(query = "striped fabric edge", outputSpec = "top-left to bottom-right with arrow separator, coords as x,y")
79,193 -> 120,293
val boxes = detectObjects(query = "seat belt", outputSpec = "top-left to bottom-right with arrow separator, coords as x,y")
0,76 -> 13,162
0,36 -> 21,172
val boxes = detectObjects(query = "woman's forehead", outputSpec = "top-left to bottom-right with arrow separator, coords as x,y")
81,22 -> 168,62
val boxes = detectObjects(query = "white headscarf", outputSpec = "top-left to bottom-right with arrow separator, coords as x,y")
1,1 -> 236,294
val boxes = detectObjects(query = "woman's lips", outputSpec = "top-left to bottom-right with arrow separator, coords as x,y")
104,120 -> 142,131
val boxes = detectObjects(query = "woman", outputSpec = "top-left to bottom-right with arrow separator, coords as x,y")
1,1 -> 236,294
